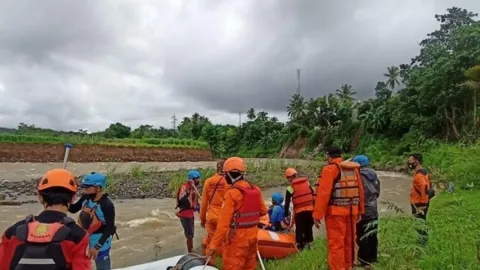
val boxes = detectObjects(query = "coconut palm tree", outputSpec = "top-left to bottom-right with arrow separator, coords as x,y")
247,108 -> 256,120
287,93 -> 305,120
384,66 -> 401,90
335,84 -> 356,102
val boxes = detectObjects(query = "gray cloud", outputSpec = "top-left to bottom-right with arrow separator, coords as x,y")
0,0 -> 479,131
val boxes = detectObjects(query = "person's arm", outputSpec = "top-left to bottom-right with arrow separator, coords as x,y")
68,196 -> 87,214
376,176 -> 381,198
199,178 -> 210,224
356,169 -> 365,215
94,199 -> 116,250
71,234 -> 92,270
284,188 -> 292,217
313,166 -> 336,221
208,191 -> 235,250
0,233 -> 11,270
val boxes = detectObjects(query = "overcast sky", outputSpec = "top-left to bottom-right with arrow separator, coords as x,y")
0,0 -> 479,132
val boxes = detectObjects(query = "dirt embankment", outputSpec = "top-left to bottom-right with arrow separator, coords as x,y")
0,143 -> 213,163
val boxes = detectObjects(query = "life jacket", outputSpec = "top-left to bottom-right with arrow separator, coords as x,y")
176,183 -> 198,211
11,215 -> 75,270
230,182 -> 261,228
78,202 -> 103,234
290,177 -> 315,209
329,161 -> 361,207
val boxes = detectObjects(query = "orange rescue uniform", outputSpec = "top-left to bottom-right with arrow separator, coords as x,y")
208,180 -> 268,270
313,158 -> 365,270
200,173 -> 229,259
410,169 -> 430,206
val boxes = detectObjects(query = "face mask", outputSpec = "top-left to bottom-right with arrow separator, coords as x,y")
225,174 -> 233,185
84,193 -> 97,200
407,162 -> 417,170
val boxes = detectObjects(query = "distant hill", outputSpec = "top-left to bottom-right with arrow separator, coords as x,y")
0,127 -> 15,133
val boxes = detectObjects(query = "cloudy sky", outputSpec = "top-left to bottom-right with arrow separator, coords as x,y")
0,0 -> 479,132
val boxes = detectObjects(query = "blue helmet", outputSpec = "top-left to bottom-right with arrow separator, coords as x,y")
272,192 -> 284,204
81,172 -> 107,189
353,155 -> 370,167
187,170 -> 201,180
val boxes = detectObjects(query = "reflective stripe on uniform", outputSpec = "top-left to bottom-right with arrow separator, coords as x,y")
19,258 -> 56,264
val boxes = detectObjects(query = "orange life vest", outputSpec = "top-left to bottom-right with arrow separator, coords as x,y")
13,215 -> 74,269
329,161 -> 361,207
291,177 -> 315,209
78,204 -> 103,234
230,183 -> 261,228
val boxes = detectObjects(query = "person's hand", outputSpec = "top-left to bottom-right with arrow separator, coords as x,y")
314,219 -> 321,229
88,248 -> 99,260
194,204 -> 200,213
201,220 -> 206,229
416,206 -> 426,215
357,216 -> 362,223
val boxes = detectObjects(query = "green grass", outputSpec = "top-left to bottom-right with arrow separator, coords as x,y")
262,190 -> 480,270
0,134 -> 209,149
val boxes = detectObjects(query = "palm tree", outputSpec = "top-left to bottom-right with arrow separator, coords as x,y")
286,93 -> 305,120
256,111 -> 268,121
247,108 -> 256,120
384,66 -> 400,90
335,84 -> 356,102
374,81 -> 392,101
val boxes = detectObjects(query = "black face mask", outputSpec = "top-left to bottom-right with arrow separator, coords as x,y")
84,193 -> 97,200
225,174 -> 233,185
407,162 -> 418,170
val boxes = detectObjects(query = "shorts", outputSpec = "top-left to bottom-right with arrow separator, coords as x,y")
180,217 -> 195,239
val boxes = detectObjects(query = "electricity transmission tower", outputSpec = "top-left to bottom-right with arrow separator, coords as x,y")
297,68 -> 301,95
171,114 -> 177,130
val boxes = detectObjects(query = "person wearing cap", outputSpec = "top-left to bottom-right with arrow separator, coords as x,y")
283,167 -> 315,250
0,169 -> 91,270
176,170 -> 201,253
267,192 -> 286,232
352,155 -> 380,268
313,146 -> 365,270
69,172 -> 116,270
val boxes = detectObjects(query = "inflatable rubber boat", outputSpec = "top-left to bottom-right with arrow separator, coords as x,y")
257,214 -> 297,259
114,254 -> 219,270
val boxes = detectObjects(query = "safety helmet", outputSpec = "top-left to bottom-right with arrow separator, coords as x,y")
81,172 -> 107,189
272,192 -> 284,204
38,169 -> 78,193
187,170 -> 201,180
352,155 -> 370,167
223,157 -> 247,173
284,168 -> 297,178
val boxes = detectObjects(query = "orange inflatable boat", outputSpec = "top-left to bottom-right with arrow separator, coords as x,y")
256,214 -> 297,259
214,215 -> 297,259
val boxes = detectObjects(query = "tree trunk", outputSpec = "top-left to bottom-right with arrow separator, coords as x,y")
444,107 -> 461,139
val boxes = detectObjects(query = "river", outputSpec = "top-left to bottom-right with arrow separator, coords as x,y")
0,161 -> 411,268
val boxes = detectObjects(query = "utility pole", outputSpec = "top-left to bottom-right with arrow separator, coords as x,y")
238,112 -> 242,127
171,114 -> 177,130
297,68 -> 301,95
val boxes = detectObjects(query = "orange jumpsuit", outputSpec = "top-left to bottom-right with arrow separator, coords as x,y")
313,158 -> 365,270
200,173 -> 229,260
208,180 -> 268,270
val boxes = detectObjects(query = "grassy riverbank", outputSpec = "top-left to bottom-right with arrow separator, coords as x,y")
263,190 -> 479,270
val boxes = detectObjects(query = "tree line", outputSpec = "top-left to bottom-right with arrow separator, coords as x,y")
3,7 -> 480,158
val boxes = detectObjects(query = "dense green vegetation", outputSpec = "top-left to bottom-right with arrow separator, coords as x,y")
2,7 -> 480,185
0,133 -> 208,149
263,190 -> 479,270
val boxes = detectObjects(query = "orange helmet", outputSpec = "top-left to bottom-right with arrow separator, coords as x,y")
38,169 -> 78,193
285,168 -> 298,178
223,157 -> 247,173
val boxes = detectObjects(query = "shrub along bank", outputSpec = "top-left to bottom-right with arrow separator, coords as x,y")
263,190 -> 479,270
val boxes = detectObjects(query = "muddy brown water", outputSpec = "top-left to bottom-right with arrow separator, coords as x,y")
0,161 -> 411,268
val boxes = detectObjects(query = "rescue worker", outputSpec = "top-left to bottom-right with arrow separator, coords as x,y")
283,167 -> 315,250
176,170 -> 201,253
313,147 -> 365,270
200,159 -> 228,265
206,157 -> 268,270
408,153 -> 434,246
0,169 -> 91,270
267,192 -> 285,232
69,172 -> 116,270
352,155 -> 380,268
